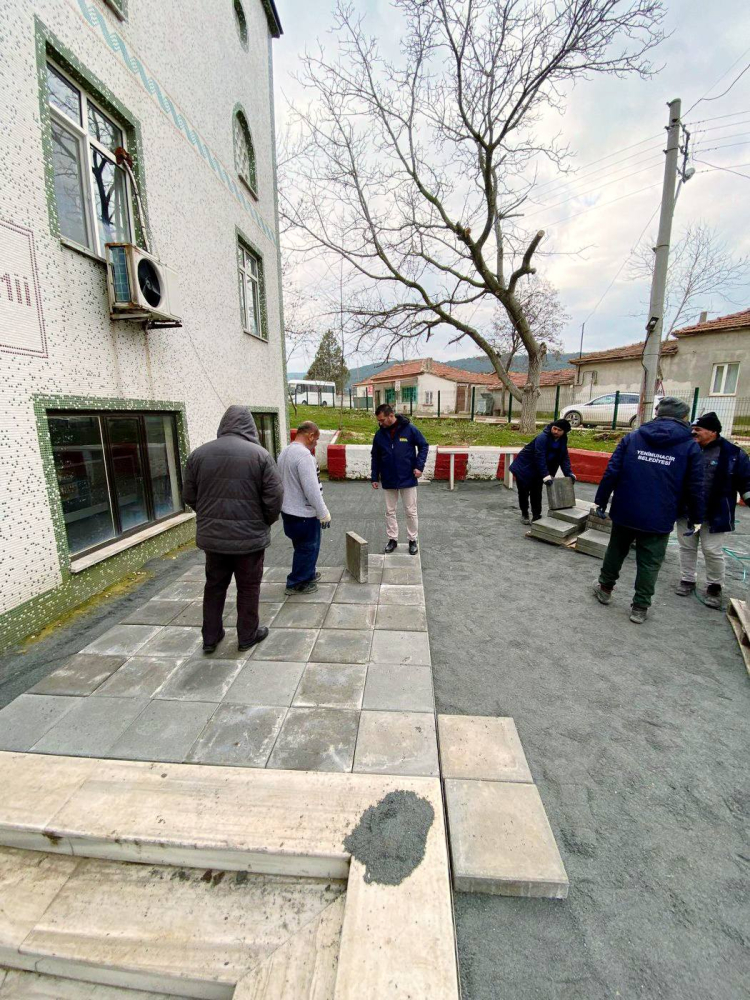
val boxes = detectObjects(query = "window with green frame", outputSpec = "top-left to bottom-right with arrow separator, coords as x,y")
401,386 -> 417,403
385,388 -> 396,404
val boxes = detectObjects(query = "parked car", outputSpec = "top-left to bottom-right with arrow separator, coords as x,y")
561,393 -> 641,428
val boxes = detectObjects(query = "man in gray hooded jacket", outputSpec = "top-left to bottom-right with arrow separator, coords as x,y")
183,406 -> 284,653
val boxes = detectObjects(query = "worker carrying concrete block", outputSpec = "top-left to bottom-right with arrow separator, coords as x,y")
509,419 -> 575,525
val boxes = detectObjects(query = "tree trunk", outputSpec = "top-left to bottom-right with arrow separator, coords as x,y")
520,349 -> 544,433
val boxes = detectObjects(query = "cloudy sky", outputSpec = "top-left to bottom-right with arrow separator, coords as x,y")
273,0 -> 750,367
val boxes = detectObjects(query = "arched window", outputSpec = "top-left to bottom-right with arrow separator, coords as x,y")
233,0 -> 248,49
233,111 -> 257,196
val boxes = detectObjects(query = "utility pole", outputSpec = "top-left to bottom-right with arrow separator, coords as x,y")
637,98 -> 682,427
578,322 -> 585,359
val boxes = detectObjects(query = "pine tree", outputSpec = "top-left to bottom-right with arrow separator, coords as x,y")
305,329 -> 349,393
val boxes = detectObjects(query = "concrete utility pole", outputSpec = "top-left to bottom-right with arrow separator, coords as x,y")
637,98 -> 682,427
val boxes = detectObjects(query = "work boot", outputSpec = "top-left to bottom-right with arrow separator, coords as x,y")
313,571 -> 322,581
285,580 -> 318,596
238,627 -> 268,652
675,579 -> 696,597
521,513 -> 531,525
531,514 -> 542,522
592,582 -> 612,605
629,604 -> 648,624
203,629 -> 226,654
384,539 -> 398,554
704,583 -> 722,609
409,539 -> 419,556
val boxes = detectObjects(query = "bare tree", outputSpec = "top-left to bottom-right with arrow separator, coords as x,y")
629,221 -> 750,338
282,0 -> 666,431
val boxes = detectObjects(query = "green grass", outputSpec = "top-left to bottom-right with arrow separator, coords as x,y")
288,405 -> 621,452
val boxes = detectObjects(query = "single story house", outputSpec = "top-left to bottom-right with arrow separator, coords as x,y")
353,359 -> 498,414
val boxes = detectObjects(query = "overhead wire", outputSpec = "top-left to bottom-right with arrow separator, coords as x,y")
694,159 -> 750,182
525,155 -> 664,218
684,45 -> 750,116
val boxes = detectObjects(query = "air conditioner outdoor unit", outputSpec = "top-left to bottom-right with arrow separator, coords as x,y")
106,243 -> 181,324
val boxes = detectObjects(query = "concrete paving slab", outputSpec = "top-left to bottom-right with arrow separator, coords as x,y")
378,585 -> 425,606
31,698 -> 149,757
333,583 -> 381,605
382,552 -> 419,566
210,632 -> 256,660
28,655 -> 125,697
316,567 -> 345,583
259,583 -> 289,603
0,696 -> 83,752
444,779 -> 569,898
106,700 -> 217,763
263,567 -> 291,582
0,968 -> 189,998
136,627 -> 203,659
374,605 -> 427,631
368,554 -> 384,568
343,567 -> 383,586
550,506 -> 589,527
322,604 -> 377,630
271,603 -> 329,629
362,663 -> 434,712
381,566 -> 422,585
529,516 -> 577,540
267,708 -> 359,772
179,564 -> 205,580
154,580 -> 204,601
259,604 -> 283,628
222,661 -> 306,707
121,601 -> 189,626
576,529 -> 609,558
170,601 -> 237,629
185,704 -> 287,767
437,715 -> 532,782
310,629 -> 372,664
346,532 -> 368,584
80,625 -> 162,658
0,847 -> 80,959
286,583 -> 337,604
370,630 -> 431,665
353,711 -> 438,776
156,658 -> 245,703
249,629 -> 319,663
92,657 -> 185,699
292,663 -> 367,710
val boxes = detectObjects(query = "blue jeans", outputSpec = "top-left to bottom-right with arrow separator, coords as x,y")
282,513 -> 321,588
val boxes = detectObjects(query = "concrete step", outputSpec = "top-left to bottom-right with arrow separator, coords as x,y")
0,967 -> 189,998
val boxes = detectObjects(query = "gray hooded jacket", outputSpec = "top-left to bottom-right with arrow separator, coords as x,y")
182,406 -> 284,553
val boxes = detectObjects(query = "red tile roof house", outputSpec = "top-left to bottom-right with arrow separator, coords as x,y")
352,359 -> 499,415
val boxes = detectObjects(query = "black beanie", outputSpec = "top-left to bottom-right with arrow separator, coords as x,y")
552,418 -> 571,433
693,411 -> 722,434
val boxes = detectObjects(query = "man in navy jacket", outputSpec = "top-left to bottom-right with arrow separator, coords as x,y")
509,419 -> 575,524
675,411 -> 750,608
592,397 -> 705,624
371,404 -> 429,554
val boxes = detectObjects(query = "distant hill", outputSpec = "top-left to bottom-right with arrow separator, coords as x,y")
442,353 -> 578,374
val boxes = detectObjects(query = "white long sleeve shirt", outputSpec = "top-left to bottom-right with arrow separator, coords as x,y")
277,440 -> 330,520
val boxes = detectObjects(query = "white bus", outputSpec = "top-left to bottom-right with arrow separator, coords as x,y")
288,379 -> 336,407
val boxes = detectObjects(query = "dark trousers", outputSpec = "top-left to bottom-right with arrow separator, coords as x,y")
203,549 -> 264,646
282,512 -> 321,588
599,523 -> 670,608
517,477 -> 543,520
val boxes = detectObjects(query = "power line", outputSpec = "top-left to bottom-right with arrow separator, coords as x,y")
684,46 -> 750,116
694,158 -> 750,182
525,156 -> 663,218
684,109 -> 750,127
691,118 -> 750,136
545,182 -> 661,229
696,139 -> 750,154
526,146 -> 663,208
528,133 -> 662,197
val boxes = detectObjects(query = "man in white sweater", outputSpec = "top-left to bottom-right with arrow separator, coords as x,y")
277,421 -> 331,595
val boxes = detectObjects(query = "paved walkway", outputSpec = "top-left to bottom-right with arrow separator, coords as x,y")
0,548 -> 438,776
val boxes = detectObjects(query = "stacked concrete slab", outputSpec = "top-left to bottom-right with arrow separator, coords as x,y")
575,529 -> 610,559
529,516 -> 579,544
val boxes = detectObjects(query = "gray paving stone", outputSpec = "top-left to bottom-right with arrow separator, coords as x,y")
271,603 -> 329,629
378,585 -> 425,606
259,603 -> 283,628
170,601 -> 237,628
185,704 -> 287,767
93,656 -> 185,699
368,554 -> 385,568
370,630 -> 431,666
211,631 -> 256,660
121,600 -> 189,626
529,516 -> 577,540
223,660 -> 306,707
374,605 -> 427,632
263,566 -> 291,581
310,629 -> 372,664
155,579 -> 205,601
333,582 -> 380,605
316,566 -> 345,583
28,654 -> 126,696
292,663 -> 367,710
107,700 -> 218,763
381,566 -> 422,585
353,711 -> 438,776
323,604 -> 377,630
345,567 -> 382,585
179,564 -> 206,580
437,715 -> 532,782
31,697 -> 149,756
444,779 -> 569,898
248,628 -> 319,662
156,657 -> 245,702
137,626 -> 203,659
259,582 -> 289,603
0,694 -> 83,751
346,531 -> 368,583
80,624 -> 162,657
286,583 -> 337,604
267,707 -> 359,772
382,553 -> 419,566
362,663 -> 434,712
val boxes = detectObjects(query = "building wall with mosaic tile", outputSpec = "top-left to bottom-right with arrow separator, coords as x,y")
0,0 -> 287,646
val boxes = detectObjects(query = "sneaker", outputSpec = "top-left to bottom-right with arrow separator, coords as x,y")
203,629 -> 225,654
704,583 -> 722,609
384,539 -> 398,554
675,579 -> 696,597
409,540 -> 419,556
629,604 -> 648,624
592,582 -> 612,605
313,572 -> 322,581
285,580 -> 318,596
238,626 -> 269,652
521,515 -> 531,526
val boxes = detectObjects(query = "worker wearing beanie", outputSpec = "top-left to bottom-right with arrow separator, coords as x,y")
675,412 -> 750,609
592,396 -> 705,624
509,418 -> 575,525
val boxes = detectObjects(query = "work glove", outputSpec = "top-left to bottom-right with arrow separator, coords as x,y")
593,506 -> 608,520
683,522 -> 702,537
543,475 -> 553,484
569,474 -> 577,483
320,513 -> 332,530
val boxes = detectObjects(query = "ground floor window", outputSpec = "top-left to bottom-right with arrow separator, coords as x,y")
48,410 -> 183,556
711,362 -> 739,396
401,385 -> 417,403
385,388 -> 396,405
252,411 -> 278,458
424,391 -> 433,405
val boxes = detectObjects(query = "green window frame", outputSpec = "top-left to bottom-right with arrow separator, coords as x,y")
237,229 -> 268,341
401,386 -> 417,403
233,0 -> 249,48
385,388 -> 396,405
233,106 -> 257,197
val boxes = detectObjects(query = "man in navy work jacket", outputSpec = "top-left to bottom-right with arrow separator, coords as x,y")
675,411 -> 750,609
371,404 -> 429,555
509,419 -> 575,524
592,396 -> 705,624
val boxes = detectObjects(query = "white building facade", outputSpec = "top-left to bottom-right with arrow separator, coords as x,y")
0,0 -> 287,649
